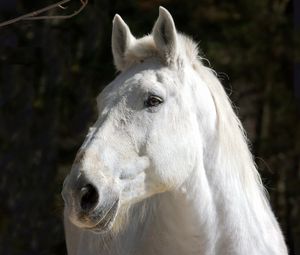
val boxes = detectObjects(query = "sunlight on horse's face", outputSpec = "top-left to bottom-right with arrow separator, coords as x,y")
101,60 -> 200,195
62,59 -> 203,232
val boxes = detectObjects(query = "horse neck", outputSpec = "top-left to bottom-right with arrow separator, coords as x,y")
140,169 -> 220,255
141,139 -> 288,255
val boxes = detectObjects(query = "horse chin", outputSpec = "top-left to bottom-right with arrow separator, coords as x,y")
86,200 -> 120,234
68,199 -> 120,234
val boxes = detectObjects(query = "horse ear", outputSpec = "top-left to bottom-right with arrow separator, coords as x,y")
152,7 -> 178,65
112,14 -> 135,71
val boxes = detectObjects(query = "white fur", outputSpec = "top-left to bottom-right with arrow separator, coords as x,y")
62,7 -> 288,255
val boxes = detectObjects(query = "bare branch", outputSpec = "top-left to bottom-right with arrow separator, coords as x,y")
0,0 -> 88,28
24,0 -> 88,21
58,5 -> 68,10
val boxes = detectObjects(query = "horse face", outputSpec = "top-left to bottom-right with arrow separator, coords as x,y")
62,8 -> 216,233
62,62 -> 198,232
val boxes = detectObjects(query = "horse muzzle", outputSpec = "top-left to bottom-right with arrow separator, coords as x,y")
62,173 -> 120,233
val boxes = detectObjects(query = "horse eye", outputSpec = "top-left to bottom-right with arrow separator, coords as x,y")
144,95 -> 163,108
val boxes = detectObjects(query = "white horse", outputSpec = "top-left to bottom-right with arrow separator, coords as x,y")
62,7 -> 288,255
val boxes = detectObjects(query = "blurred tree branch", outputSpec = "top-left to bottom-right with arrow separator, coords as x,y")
0,0 -> 88,28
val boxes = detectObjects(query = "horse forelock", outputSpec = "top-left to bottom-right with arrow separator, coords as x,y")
124,33 -> 201,69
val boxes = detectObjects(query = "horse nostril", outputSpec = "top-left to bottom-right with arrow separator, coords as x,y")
80,184 -> 99,212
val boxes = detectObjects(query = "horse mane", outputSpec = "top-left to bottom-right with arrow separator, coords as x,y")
197,64 -> 270,204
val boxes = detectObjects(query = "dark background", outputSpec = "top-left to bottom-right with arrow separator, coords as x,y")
0,0 -> 299,254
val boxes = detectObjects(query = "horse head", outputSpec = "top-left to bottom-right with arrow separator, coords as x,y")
62,7 -> 217,234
